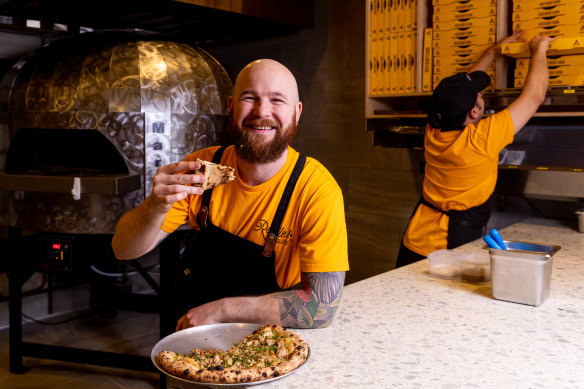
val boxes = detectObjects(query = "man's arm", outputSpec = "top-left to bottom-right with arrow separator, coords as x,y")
175,271 -> 345,331
507,36 -> 553,134
111,160 -> 205,260
468,30 -> 526,73
275,271 -> 345,328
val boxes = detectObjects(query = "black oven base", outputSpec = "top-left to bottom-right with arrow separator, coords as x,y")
8,227 -> 182,386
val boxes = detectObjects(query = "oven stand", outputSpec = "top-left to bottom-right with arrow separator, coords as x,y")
8,226 -> 181,384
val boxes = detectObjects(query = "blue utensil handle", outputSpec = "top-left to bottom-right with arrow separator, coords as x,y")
490,229 -> 507,250
483,235 -> 502,250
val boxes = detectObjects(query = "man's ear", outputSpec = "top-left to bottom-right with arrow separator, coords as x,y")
468,105 -> 481,121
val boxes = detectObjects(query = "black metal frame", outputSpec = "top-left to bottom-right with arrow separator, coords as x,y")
7,226 -> 184,386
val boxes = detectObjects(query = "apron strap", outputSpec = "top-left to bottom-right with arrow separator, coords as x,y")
198,146 -> 227,228
262,154 -> 307,257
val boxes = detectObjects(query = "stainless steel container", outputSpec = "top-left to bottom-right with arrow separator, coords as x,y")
486,240 -> 561,306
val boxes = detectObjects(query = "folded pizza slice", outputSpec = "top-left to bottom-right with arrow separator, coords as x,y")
195,158 -> 235,190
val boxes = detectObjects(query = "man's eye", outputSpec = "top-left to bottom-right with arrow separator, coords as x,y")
272,98 -> 284,104
242,96 -> 256,101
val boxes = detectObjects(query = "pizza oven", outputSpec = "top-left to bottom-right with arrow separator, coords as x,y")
0,29 -> 233,234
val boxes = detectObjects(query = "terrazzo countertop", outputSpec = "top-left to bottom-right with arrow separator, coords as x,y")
171,220 -> 584,389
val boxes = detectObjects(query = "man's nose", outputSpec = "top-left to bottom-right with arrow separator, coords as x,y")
253,99 -> 270,117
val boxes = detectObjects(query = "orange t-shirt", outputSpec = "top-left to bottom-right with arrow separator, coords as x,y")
161,145 -> 349,289
403,109 -> 515,256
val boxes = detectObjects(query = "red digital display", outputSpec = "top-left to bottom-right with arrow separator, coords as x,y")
52,243 -> 61,250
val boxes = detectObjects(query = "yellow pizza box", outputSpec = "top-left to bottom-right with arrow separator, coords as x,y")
512,24 -> 584,38
433,61 -> 495,74
378,33 -> 387,95
410,0 -> 418,31
511,6 -> 584,22
422,28 -> 433,92
391,0 -> 399,33
513,9 -> 584,24
382,0 -> 391,34
433,6 -> 496,23
434,70 -> 496,87
397,0 -> 405,32
389,32 -> 399,94
369,31 -> 377,95
433,16 -> 496,31
516,54 -> 584,69
513,2 -> 584,14
513,0 -> 584,3
433,1 -> 496,14
433,43 -> 492,57
515,13 -> 584,30
396,32 -> 406,94
404,30 -> 413,94
433,34 -> 496,49
514,65 -> 584,78
404,0 -> 412,32
503,36 -> 584,58
432,0 -> 489,5
514,74 -> 584,87
432,56 -> 492,72
382,32 -> 392,94
548,74 -> 584,86
433,53 -> 479,66
432,25 -> 496,40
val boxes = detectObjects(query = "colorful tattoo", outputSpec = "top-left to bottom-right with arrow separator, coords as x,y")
272,271 -> 345,328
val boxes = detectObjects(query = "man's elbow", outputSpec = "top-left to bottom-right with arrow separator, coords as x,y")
111,237 -> 138,261
111,245 -> 133,261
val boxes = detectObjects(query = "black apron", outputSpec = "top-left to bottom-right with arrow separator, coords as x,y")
420,193 -> 494,249
174,147 -> 306,318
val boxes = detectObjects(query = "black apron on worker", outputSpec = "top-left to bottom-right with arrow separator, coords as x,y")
420,193 -> 494,249
174,146 -> 307,318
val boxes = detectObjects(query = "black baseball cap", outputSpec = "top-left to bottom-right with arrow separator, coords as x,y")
427,71 -> 491,131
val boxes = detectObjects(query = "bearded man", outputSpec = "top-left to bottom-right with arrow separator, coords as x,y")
112,59 -> 349,331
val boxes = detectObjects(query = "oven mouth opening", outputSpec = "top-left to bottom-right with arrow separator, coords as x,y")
1,128 -> 140,196
6,128 -> 129,175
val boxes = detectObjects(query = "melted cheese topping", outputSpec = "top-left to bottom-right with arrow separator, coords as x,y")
180,327 -> 295,370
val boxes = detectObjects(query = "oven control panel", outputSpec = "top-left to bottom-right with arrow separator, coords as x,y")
40,237 -> 73,272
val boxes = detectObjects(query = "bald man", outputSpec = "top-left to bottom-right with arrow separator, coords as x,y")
112,59 -> 349,330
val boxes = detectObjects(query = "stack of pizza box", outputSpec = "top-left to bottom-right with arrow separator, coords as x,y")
369,0 -> 418,95
431,0 -> 498,90
507,0 -> 584,87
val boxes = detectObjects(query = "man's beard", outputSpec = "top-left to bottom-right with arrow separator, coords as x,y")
229,112 -> 298,164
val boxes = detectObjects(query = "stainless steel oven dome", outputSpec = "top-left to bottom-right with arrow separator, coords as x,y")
0,29 -> 233,233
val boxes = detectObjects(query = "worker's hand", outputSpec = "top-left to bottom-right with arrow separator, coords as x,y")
529,35 -> 555,55
150,160 -> 206,213
494,29 -> 526,54
176,300 -> 222,331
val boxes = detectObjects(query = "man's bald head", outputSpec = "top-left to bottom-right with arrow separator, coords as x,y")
233,59 -> 300,103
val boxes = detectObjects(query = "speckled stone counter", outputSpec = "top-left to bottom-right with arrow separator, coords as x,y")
167,220 -> 584,389
259,221 -> 584,389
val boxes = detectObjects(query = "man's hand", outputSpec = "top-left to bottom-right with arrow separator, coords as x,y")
111,160 -> 207,260
175,295 -> 281,331
493,29 -> 526,54
468,30 -> 526,73
151,161 -> 206,213
529,35 -> 555,55
176,300 -> 222,331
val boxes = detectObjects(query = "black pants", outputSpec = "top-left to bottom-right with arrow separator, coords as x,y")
395,243 -> 426,268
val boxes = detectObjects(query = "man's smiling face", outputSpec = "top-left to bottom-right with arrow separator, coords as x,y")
228,59 -> 302,164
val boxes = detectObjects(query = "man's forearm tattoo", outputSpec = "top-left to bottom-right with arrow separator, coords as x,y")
272,271 -> 345,329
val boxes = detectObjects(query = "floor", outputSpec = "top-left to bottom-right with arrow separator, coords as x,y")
0,309 -> 162,389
